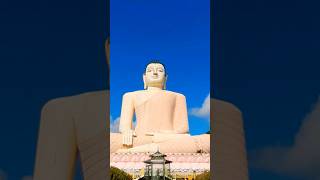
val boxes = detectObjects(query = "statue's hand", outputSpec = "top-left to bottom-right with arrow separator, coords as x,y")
122,130 -> 136,146
145,132 -> 155,136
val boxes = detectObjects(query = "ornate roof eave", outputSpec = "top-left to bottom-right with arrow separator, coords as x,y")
144,160 -> 172,164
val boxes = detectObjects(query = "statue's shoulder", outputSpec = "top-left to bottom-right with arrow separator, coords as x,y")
122,90 -> 186,99
212,98 -> 241,114
72,90 -> 107,100
164,90 -> 186,98
42,90 -> 107,112
122,90 -> 144,97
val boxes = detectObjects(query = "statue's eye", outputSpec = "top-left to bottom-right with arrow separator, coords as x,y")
158,69 -> 163,72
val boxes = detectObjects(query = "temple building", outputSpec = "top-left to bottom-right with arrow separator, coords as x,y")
110,152 -> 209,179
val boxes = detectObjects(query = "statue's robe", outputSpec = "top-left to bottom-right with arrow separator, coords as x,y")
111,90 -> 210,153
212,99 -> 248,180
121,90 -> 189,135
34,91 -> 109,180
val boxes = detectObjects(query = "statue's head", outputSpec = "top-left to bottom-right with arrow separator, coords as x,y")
143,60 -> 167,90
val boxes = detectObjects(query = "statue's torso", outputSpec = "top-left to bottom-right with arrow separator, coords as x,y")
128,90 -> 182,135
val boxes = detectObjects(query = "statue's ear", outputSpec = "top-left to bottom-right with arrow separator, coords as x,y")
143,74 -> 147,89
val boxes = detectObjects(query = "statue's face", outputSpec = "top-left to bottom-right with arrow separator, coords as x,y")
144,63 -> 166,87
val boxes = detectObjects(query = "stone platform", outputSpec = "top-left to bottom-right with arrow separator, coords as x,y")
110,152 -> 210,174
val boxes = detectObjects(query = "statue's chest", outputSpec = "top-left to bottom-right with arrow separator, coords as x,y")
134,92 -> 176,110
134,93 -> 176,107
134,93 -> 177,128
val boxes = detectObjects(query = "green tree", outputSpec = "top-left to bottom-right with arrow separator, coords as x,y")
195,171 -> 210,180
110,166 -> 133,180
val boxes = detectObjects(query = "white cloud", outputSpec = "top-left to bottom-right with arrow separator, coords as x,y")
0,169 -> 6,180
251,96 -> 320,179
190,94 -> 210,120
110,115 -> 120,133
21,176 -> 33,180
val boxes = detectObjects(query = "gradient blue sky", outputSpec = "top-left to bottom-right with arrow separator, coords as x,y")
110,0 -> 210,135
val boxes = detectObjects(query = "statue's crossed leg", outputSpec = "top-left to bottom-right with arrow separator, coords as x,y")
110,133 -> 210,153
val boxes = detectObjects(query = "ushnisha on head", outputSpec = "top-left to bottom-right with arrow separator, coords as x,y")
143,60 -> 168,90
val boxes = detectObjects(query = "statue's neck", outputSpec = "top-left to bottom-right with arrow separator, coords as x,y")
146,86 -> 163,91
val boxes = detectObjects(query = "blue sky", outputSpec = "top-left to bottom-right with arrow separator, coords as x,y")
109,0 -> 211,135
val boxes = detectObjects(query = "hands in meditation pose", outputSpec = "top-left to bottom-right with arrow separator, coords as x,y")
110,61 -> 210,153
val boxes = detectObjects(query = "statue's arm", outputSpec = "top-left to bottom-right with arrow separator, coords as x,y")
119,93 -> 134,133
173,94 -> 189,133
33,98 -> 77,180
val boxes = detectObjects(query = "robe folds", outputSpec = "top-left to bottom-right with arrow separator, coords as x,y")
34,91 -> 109,180
111,90 -> 210,153
119,90 -> 189,136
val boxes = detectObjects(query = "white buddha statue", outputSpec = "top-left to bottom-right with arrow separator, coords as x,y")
110,61 -> 210,153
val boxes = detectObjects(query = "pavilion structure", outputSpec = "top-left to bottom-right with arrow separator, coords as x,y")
143,150 -> 172,180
